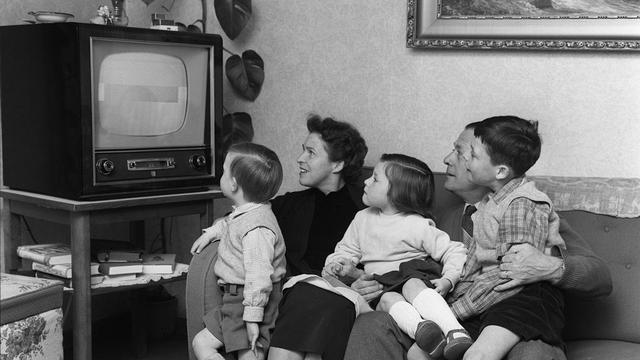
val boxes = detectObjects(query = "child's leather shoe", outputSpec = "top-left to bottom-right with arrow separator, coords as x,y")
443,329 -> 473,360
414,320 -> 446,359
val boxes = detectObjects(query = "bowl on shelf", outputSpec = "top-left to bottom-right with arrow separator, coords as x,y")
27,11 -> 74,23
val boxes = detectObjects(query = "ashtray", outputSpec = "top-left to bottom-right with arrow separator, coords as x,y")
27,11 -> 74,23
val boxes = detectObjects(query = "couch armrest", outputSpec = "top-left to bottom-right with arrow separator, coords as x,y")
185,241 -> 222,360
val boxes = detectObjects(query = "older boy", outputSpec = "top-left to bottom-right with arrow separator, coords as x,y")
446,116 -> 566,359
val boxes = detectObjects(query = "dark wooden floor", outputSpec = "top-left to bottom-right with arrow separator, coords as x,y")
65,314 -> 189,360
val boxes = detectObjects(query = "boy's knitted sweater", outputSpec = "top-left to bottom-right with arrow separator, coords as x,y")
207,203 -> 286,322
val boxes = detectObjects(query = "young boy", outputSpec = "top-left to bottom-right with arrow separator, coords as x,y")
447,116 -> 566,353
190,143 -> 286,360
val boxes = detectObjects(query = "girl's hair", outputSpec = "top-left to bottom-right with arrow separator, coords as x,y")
228,142 -> 283,203
306,114 -> 368,184
380,153 -> 434,219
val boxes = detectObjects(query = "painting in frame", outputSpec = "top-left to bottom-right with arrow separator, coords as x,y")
407,0 -> 640,51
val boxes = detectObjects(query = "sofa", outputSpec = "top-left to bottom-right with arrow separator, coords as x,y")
186,173 -> 640,360
0,273 -> 65,360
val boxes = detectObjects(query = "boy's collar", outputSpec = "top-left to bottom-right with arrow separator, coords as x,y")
487,177 -> 527,203
229,202 -> 265,218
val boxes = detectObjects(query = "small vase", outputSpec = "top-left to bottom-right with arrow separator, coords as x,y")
111,0 -> 129,26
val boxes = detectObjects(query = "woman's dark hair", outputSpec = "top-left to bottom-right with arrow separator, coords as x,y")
380,153 -> 434,219
306,114 -> 368,184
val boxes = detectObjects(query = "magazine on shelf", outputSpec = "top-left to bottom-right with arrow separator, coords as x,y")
32,262 -> 100,278
101,273 -> 138,285
17,243 -> 72,266
34,271 -> 105,288
98,261 -> 144,276
141,253 -> 176,274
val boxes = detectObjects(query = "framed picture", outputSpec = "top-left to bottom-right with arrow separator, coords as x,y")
407,0 -> 640,51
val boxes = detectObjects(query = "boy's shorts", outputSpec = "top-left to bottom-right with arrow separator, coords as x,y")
203,282 -> 282,353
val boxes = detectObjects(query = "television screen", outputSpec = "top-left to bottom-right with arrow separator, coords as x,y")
92,39 -> 210,149
98,52 -> 187,136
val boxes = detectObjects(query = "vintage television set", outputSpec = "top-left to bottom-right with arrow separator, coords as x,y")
0,23 -> 223,200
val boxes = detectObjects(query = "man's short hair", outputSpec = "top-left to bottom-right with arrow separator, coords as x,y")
306,114 -> 368,184
467,115 -> 541,178
228,142 -> 283,203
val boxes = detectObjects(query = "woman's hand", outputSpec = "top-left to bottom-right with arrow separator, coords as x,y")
351,273 -> 383,302
190,232 -> 216,255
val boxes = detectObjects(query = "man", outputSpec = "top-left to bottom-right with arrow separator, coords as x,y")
344,124 -> 612,360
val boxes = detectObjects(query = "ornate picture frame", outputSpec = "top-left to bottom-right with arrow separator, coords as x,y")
407,0 -> 640,51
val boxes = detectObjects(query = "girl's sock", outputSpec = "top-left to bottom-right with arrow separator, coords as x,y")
411,288 -> 465,334
388,300 -> 423,339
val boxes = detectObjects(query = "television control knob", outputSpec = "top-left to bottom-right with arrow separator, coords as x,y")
190,155 -> 207,169
96,159 -> 115,175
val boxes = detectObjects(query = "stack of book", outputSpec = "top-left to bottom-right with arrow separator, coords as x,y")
96,249 -> 144,282
96,249 -> 177,278
17,243 -> 105,287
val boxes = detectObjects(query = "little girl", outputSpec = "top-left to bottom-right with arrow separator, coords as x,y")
323,154 -> 473,360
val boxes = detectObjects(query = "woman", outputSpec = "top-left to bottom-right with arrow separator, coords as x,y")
268,114 -> 368,360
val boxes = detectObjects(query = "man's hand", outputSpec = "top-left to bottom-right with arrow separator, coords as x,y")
495,243 -> 564,292
430,278 -> 452,296
190,232 -> 216,255
246,321 -> 259,356
351,273 -> 383,301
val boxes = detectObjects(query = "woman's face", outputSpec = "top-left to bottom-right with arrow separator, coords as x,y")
296,132 -> 341,191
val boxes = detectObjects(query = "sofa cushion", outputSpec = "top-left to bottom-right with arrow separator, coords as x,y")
566,339 -> 640,360
560,211 -> 640,344
0,273 -> 63,325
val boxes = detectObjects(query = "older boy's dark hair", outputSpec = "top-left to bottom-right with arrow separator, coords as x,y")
467,116 -> 541,178
228,142 -> 283,203
307,114 -> 368,184
380,153 -> 434,219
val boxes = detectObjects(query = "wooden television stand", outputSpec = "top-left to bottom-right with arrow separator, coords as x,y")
0,188 -> 223,360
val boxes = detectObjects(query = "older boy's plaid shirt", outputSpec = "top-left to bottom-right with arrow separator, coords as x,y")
448,178 -> 561,320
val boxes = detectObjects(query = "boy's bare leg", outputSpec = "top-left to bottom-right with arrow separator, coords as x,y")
407,343 -> 431,360
304,353 -> 322,360
267,347 -> 305,360
463,325 -> 520,360
238,348 -> 265,360
192,328 -> 225,360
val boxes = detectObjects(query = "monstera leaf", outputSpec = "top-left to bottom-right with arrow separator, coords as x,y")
214,0 -> 252,40
222,112 -> 254,153
225,50 -> 264,101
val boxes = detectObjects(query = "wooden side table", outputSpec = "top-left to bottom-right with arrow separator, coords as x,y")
0,188 -> 223,360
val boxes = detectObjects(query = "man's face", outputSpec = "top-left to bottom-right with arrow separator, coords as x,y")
443,128 -> 479,194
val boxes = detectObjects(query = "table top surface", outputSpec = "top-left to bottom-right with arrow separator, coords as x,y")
0,187 -> 224,212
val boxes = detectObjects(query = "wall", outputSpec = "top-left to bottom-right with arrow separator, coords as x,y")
1,0 -> 639,314
1,0 -> 638,191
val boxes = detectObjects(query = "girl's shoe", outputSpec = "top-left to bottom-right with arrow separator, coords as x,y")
414,320 -> 446,359
443,329 -> 473,360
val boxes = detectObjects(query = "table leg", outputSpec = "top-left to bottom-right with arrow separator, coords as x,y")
1,200 -> 23,272
70,212 -> 92,360
201,200 -> 214,229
